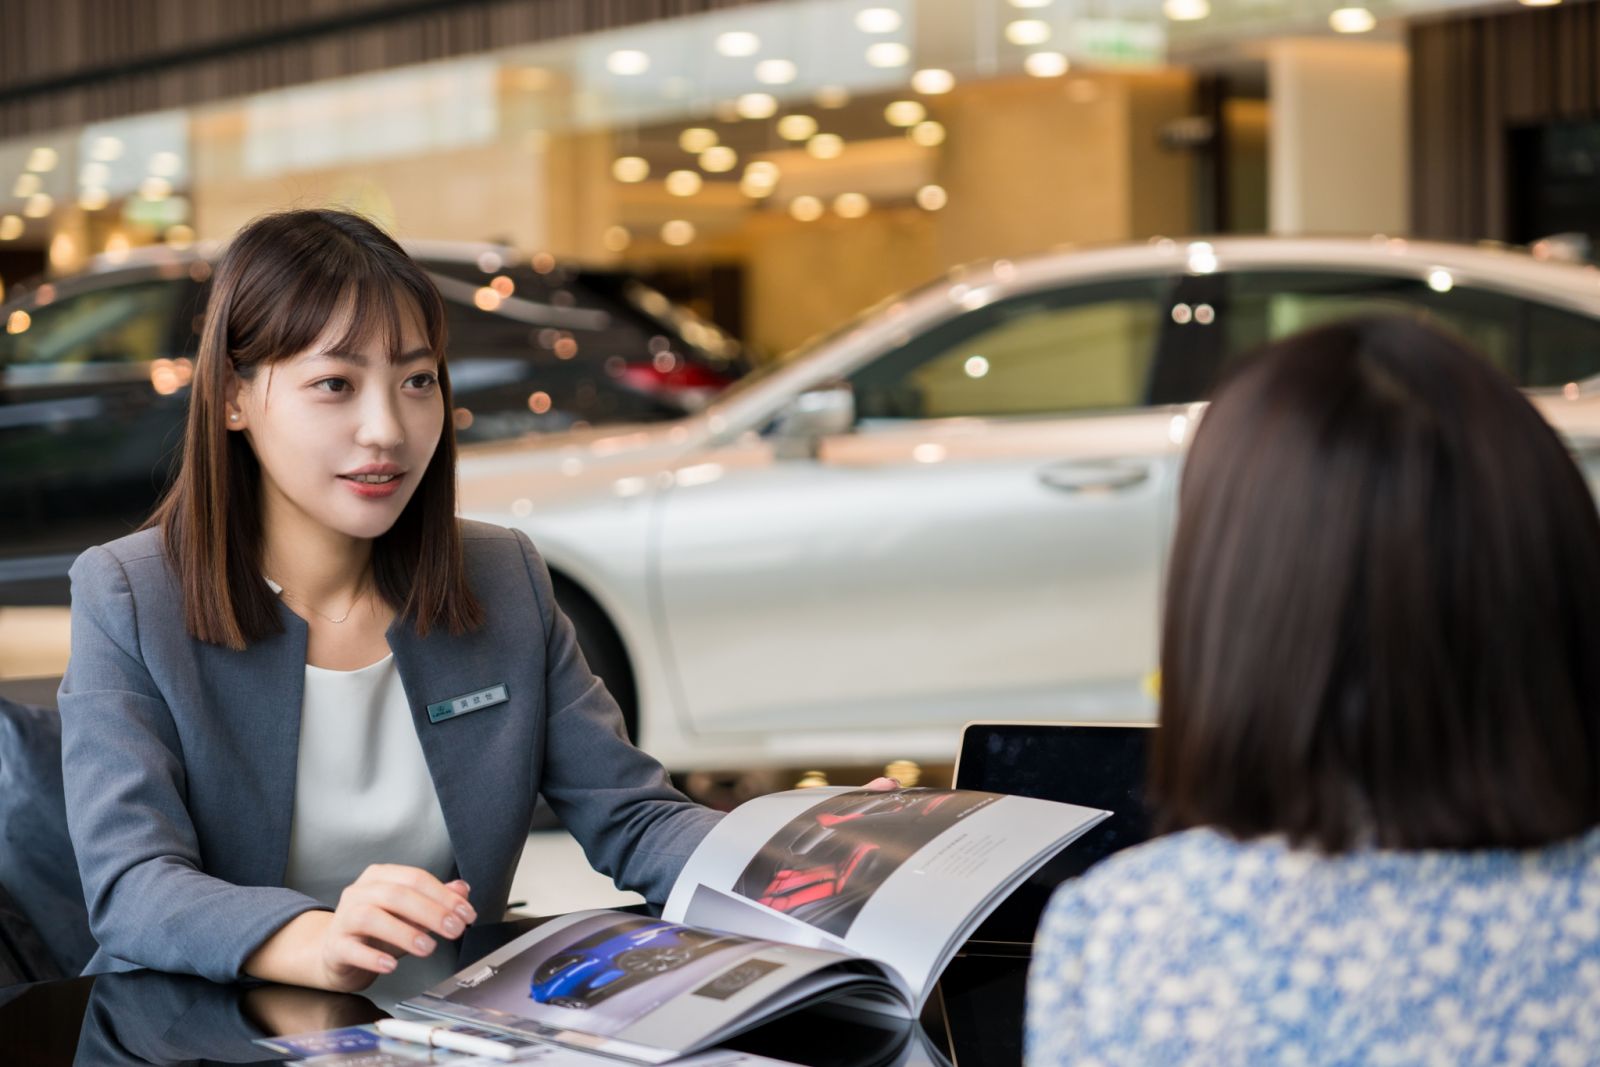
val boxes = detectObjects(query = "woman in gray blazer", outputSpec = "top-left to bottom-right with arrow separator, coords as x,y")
57,211 -> 864,992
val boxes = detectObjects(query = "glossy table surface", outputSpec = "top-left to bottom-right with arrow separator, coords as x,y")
0,919 -> 1031,1067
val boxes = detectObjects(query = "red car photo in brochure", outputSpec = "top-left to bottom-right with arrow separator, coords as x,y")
731,789 -> 999,938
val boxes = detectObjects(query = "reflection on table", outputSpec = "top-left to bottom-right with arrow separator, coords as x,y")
0,919 -> 1029,1067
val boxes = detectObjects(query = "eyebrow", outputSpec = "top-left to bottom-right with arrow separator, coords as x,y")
306,347 -> 437,367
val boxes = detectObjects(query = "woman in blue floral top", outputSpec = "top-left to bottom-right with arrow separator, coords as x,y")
1027,317 -> 1600,1066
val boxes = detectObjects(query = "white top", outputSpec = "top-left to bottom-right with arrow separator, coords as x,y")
282,652 -> 456,907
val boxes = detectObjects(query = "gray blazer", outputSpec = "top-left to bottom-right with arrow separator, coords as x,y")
58,520 -> 720,982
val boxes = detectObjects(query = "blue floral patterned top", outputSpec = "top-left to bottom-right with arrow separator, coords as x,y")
1026,826 -> 1600,1066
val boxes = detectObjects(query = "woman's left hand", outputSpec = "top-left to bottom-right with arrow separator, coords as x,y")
863,777 -> 900,790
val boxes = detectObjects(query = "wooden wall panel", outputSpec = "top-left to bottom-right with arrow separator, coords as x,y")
0,0 -> 779,138
1410,0 -> 1600,241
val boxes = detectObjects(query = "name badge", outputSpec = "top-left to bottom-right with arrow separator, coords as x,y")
428,683 -> 510,723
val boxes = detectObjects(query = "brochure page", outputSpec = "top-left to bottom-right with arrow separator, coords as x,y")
401,909 -> 883,1063
662,788 -> 1108,1002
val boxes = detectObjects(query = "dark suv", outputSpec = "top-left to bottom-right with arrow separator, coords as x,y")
0,241 -> 745,604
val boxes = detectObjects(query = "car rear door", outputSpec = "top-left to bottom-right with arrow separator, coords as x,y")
1168,266 -> 1600,491
653,275 -> 1184,754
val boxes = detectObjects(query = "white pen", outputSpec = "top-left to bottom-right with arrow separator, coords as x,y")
375,1018 -> 521,1062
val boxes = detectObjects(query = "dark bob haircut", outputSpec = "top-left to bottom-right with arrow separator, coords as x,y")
1152,315 -> 1600,852
148,209 -> 483,650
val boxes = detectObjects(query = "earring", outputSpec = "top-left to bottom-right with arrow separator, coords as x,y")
229,413 -> 239,422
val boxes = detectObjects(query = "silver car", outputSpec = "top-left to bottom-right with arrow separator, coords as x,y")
459,236 -> 1600,771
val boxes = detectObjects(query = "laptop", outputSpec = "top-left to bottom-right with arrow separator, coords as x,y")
952,720 -> 1156,950
930,722 -> 1155,1066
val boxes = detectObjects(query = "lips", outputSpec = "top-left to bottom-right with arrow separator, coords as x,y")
338,466 -> 407,499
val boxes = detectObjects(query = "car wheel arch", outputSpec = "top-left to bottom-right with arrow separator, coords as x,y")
548,569 -> 640,742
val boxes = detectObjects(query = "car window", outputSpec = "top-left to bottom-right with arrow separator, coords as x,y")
1525,302 -> 1600,387
1203,270 -> 1523,382
849,277 -> 1172,420
1,281 -> 183,368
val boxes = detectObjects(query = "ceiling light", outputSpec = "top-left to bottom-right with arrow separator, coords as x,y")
777,114 -> 819,140
700,146 -> 738,172
78,188 -> 110,211
679,127 -> 718,153
736,93 -> 779,119
740,175 -> 777,198
1024,51 -> 1070,77
12,173 -> 40,198
612,156 -> 651,182
834,192 -> 871,218
807,133 -> 845,159
909,120 -> 947,146
148,151 -> 182,176
815,85 -> 851,108
22,193 -> 54,218
661,220 -> 696,246
665,170 -> 704,196
79,162 -> 109,186
884,100 -> 927,126
1162,0 -> 1210,19
603,226 -> 632,252
755,59 -> 798,85
866,42 -> 911,68
1005,20 -> 1052,45
915,183 -> 947,211
855,8 -> 903,33
1328,6 -> 1376,31
606,50 -> 651,76
0,215 -> 22,240
715,31 -> 761,56
745,160 -> 781,183
789,196 -> 824,221
911,69 -> 956,94
90,136 -> 124,161
139,176 -> 173,200
26,147 -> 58,172
1009,0 -> 1053,6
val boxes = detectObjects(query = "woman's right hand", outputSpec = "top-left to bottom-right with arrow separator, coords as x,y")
246,865 -> 478,992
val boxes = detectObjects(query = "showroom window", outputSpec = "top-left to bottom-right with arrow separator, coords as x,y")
850,278 -> 1172,421
1,281 -> 184,369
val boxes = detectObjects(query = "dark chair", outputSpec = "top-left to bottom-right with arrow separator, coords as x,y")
0,687 -> 95,984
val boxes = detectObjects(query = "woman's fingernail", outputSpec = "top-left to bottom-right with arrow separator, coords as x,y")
455,903 -> 476,924
414,934 -> 435,954
443,915 -> 464,936
377,956 -> 396,972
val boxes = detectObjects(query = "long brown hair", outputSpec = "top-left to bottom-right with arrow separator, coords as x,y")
1153,316 -> 1600,851
148,209 -> 484,650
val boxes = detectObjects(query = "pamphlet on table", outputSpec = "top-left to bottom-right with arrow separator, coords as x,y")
395,787 -> 1107,1063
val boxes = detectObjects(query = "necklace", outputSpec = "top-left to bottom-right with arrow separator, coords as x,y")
266,574 -> 370,625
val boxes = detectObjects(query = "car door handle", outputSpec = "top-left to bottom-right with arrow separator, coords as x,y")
1036,459 -> 1151,494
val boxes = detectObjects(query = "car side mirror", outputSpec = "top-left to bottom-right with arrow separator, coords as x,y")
773,383 -> 855,458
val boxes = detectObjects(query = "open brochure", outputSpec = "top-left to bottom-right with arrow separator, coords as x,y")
400,787 -> 1107,1063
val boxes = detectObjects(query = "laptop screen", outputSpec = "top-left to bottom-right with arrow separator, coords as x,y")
954,722 -> 1154,946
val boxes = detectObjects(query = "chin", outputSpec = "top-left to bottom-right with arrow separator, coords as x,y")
330,500 -> 412,541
